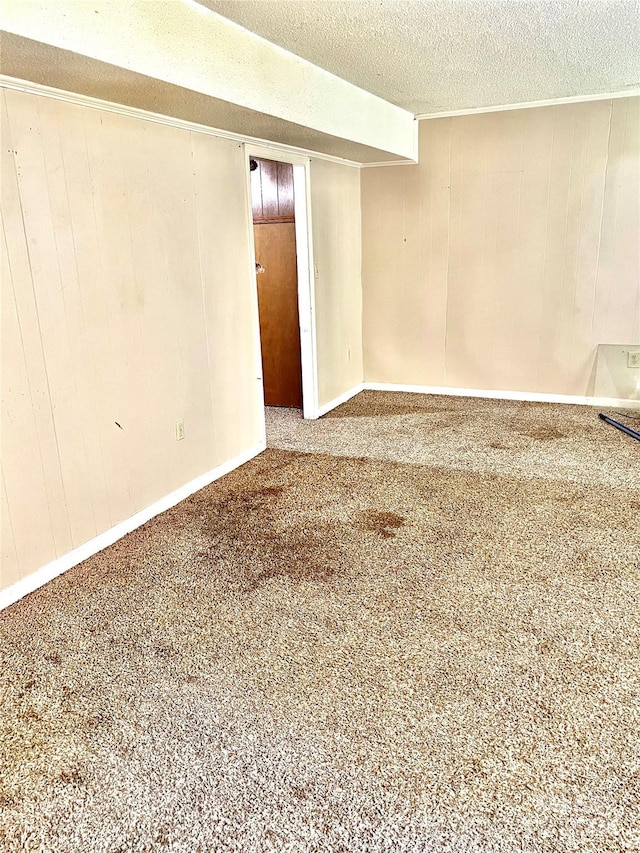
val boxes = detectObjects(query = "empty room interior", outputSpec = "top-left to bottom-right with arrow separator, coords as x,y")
1,1 -> 639,850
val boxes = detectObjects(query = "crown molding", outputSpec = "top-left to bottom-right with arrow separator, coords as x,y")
360,159 -> 416,168
0,75 -> 363,168
415,89 -> 640,121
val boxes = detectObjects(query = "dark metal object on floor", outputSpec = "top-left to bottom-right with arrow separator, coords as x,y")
598,413 -> 640,442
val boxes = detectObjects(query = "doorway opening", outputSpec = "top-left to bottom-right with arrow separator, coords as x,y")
250,156 -> 302,408
245,148 -> 317,419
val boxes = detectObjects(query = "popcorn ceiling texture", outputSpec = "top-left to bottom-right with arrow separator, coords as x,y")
1,392 -> 639,852
204,0 -> 640,114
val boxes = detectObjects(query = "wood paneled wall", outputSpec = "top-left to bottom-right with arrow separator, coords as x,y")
251,158 -> 294,223
362,98 -> 640,395
0,89 -> 263,591
310,159 -> 364,407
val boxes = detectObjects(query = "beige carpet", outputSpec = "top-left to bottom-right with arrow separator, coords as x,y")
1,392 -> 639,852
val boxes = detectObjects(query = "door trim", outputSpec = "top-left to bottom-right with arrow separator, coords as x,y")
245,144 -> 319,419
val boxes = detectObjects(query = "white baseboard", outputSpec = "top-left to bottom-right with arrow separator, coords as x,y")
315,383 -> 365,418
0,440 -> 266,613
362,382 -> 640,410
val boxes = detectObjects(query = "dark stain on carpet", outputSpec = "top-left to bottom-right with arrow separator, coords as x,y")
522,426 -> 567,441
355,509 -> 407,538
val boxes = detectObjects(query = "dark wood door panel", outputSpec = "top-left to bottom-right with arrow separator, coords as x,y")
251,158 -> 294,223
254,222 -> 303,408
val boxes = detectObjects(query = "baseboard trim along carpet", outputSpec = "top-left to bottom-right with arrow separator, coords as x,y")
315,384 -> 365,418
0,440 -> 266,613
363,382 -> 640,410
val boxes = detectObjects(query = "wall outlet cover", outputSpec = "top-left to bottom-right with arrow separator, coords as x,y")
628,351 -> 640,369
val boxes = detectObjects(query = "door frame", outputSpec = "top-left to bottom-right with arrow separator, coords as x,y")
244,144 -> 319,420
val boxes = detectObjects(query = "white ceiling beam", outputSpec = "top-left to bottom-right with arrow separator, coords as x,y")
1,0 -> 417,161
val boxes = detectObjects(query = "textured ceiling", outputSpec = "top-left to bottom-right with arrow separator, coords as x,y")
201,0 -> 640,115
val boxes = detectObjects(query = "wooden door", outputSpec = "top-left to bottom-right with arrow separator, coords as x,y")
251,158 -> 302,408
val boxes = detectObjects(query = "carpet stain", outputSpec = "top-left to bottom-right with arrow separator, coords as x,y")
355,509 -> 407,538
523,426 -> 567,441
243,531 -> 340,591
197,481 -> 344,591
252,485 -> 285,500
58,767 -> 84,786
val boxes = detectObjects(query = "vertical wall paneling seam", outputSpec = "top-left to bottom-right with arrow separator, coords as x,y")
603,102 -> 628,342
89,108 -> 137,521
534,110 -> 558,390
401,167 -> 406,337
190,132 -> 221,456
508,118 -> 525,389
72,109 -> 113,529
356,167 -> 363,385
590,101 -> 614,341
1,468 -> 19,581
57,101 -> 105,535
55,99 -> 105,538
417,146 -> 424,345
4,96 -> 72,554
31,95 -> 76,548
43,99 -> 98,541
632,103 -> 640,337
566,106 -> 591,384
1,218 -> 56,567
633,102 -> 640,337
557,113 -> 577,388
121,118 -> 157,507
81,105 -> 116,527
480,125 -> 489,363
442,119 -> 453,386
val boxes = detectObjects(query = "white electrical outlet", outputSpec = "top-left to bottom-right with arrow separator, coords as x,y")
175,419 -> 185,441
628,351 -> 640,369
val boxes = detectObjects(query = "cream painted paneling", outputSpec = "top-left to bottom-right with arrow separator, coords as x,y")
0,88 -> 263,591
593,97 -> 640,346
310,159 -> 364,407
362,99 -> 640,396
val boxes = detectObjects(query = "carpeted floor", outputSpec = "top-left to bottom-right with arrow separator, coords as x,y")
1,392 -> 639,852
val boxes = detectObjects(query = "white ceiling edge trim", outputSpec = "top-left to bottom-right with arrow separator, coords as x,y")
416,89 -> 640,120
360,160 -> 416,168
0,76 -> 363,168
